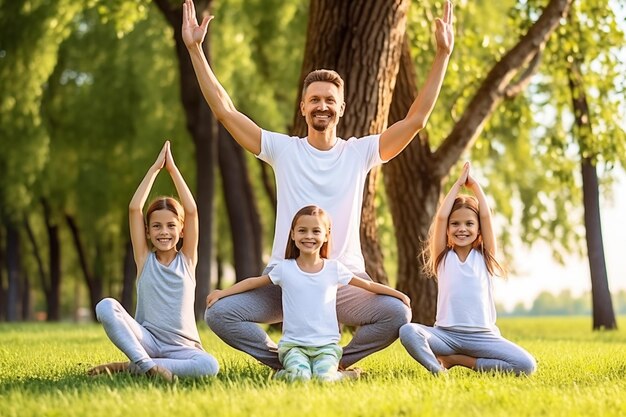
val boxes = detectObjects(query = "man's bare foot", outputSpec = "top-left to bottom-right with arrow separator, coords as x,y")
145,365 -> 177,383
88,362 -> 130,376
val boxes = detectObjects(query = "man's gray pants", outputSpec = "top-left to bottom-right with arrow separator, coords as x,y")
205,281 -> 411,369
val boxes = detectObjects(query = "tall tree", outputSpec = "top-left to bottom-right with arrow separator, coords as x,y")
154,0 -> 218,318
386,0 -> 573,323
568,57 -> 617,329
537,0 -> 625,329
42,3 -> 189,317
23,199 -> 62,321
154,0 -> 306,295
292,0 -> 411,284
217,126 -> 264,279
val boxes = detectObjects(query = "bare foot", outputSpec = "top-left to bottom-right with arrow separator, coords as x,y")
146,365 -> 177,383
437,356 -> 453,369
339,367 -> 364,380
437,354 -> 477,370
88,362 -> 130,376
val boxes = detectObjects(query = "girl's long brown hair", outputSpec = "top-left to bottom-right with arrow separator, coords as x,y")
284,205 -> 332,259
422,195 -> 506,278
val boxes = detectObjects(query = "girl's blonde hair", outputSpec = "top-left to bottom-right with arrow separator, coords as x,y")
422,195 -> 506,278
284,205 -> 332,259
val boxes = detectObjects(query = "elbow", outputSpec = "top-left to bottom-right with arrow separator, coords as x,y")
411,116 -> 427,132
129,205 -> 142,214
406,107 -> 429,131
185,204 -> 198,217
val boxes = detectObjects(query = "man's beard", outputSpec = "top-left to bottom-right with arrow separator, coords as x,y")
311,111 -> 334,132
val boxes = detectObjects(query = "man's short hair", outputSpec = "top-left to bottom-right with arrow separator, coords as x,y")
302,69 -> 344,98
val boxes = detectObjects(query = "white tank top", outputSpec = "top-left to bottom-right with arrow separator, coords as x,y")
435,249 -> 498,332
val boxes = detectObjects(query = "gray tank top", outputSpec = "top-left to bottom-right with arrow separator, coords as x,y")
135,252 -> 202,348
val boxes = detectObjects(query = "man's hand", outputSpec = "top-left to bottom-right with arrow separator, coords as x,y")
435,1 -> 454,55
182,0 -> 213,49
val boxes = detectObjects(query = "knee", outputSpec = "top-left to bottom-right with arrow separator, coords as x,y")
204,301 -> 229,329
95,298 -> 119,323
384,299 -> 412,329
514,354 -> 537,376
399,323 -> 427,345
198,354 -> 220,377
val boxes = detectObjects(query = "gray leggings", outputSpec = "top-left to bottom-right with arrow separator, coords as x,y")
96,298 -> 219,377
205,279 -> 411,369
399,323 -> 536,375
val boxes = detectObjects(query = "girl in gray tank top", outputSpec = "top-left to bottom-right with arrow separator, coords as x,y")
88,141 -> 218,381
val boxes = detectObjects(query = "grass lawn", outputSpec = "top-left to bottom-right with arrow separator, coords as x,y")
0,316 -> 624,417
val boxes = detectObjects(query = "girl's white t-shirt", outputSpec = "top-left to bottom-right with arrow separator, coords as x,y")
435,249 -> 499,333
269,259 -> 354,346
257,130 -> 383,274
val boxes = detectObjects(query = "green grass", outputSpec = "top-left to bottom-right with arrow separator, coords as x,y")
1,317 -> 625,417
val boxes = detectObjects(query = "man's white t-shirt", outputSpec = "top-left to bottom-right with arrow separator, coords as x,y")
435,249 -> 499,333
257,130 -> 383,274
268,259 -> 354,346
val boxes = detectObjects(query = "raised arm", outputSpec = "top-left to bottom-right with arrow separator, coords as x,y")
182,0 -> 262,154
164,142 -> 199,268
465,165 -> 497,257
431,161 -> 468,258
206,275 -> 272,308
129,142 -> 167,270
349,277 -> 411,307
379,1 -> 454,161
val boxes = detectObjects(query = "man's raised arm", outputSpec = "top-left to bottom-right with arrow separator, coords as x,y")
182,0 -> 262,155
379,1 -> 454,161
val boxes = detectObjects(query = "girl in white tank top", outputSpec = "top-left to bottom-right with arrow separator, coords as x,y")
399,162 -> 536,375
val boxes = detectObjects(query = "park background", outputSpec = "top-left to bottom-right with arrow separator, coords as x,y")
1,0 -> 625,327
1,1 -> 626,417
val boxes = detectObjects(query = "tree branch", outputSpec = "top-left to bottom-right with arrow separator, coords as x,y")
504,50 -> 542,99
435,0 -> 573,175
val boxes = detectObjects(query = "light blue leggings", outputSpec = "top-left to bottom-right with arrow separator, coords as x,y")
276,343 -> 343,382
399,323 -> 536,376
95,298 -> 219,377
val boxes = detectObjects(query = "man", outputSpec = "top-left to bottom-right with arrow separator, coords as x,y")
182,0 -> 454,371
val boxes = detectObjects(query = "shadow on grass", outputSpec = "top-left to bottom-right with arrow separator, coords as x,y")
0,361 -> 279,396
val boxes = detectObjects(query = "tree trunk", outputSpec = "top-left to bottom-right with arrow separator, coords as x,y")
121,240 -> 136,313
5,222 -> 21,321
154,0 -> 218,320
258,160 -> 277,212
24,217 -> 50,317
218,125 -> 264,280
581,159 -> 617,330
0,226 -> 5,321
383,36 -> 440,324
66,214 -> 102,319
24,211 -> 61,322
42,199 -> 61,321
21,270 -> 31,320
567,60 -> 617,330
292,0 -> 410,283
384,0 -> 572,323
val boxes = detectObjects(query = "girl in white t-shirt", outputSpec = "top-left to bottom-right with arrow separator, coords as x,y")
399,162 -> 536,376
206,205 -> 410,381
